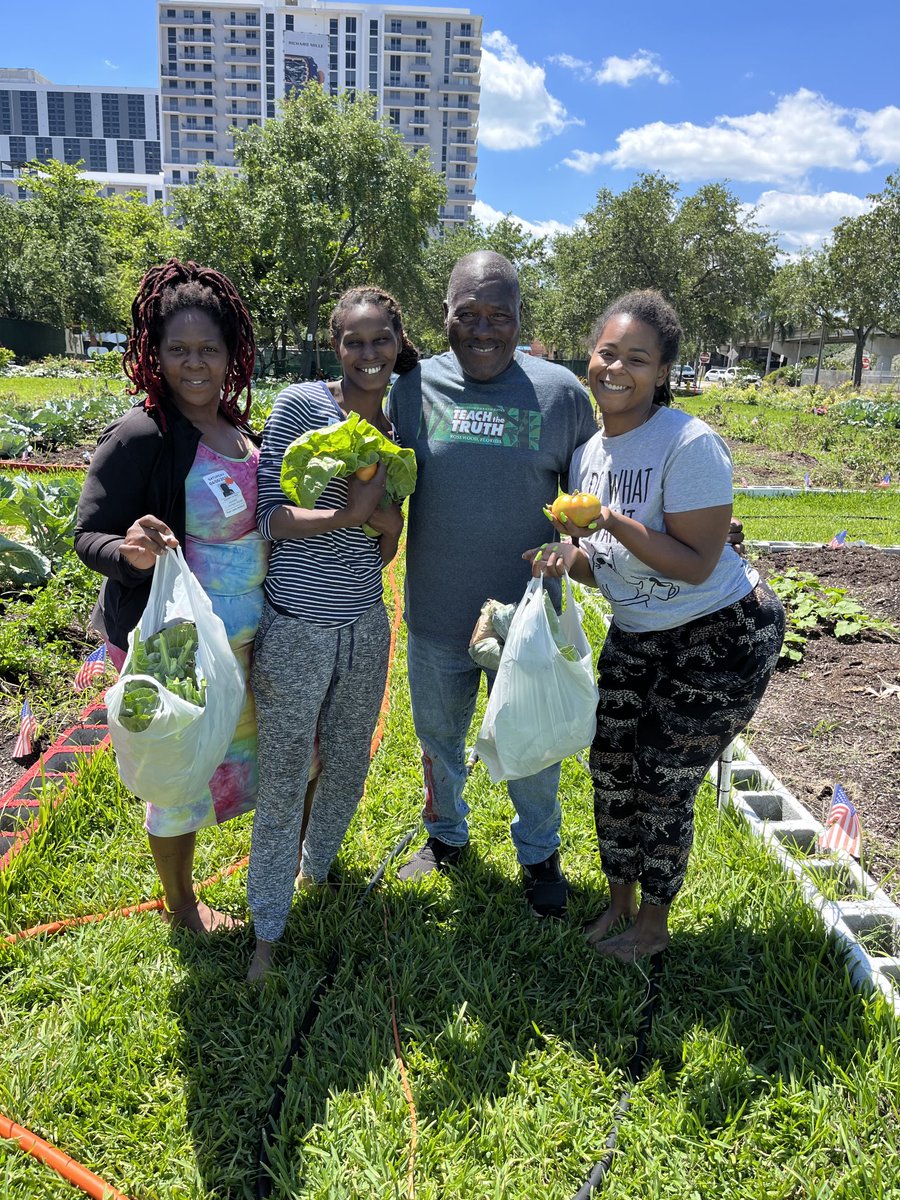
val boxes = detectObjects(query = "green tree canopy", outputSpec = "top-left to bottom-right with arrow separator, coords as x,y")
177,85 -> 445,366
538,173 -> 775,359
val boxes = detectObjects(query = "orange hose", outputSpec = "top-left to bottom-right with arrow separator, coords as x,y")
370,556 -> 403,758
4,899 -> 163,945
0,1113 -> 132,1199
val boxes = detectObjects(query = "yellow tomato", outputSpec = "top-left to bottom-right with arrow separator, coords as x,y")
355,462 -> 378,481
549,491 -> 602,525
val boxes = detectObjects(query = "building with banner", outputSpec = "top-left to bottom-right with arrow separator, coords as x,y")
157,0 -> 481,227
0,68 -> 162,203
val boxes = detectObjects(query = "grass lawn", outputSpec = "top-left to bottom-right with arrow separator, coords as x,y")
0,377 -> 126,407
1,565 -> 899,1199
735,489 -> 900,546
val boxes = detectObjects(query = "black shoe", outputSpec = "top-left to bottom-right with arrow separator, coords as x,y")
397,836 -> 464,881
522,851 -> 569,919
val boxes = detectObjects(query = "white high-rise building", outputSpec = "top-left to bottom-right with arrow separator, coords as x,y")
0,68 -> 162,203
157,1 -> 481,226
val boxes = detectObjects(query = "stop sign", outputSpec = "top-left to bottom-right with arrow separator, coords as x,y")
863,355 -> 871,370
699,351 -> 711,364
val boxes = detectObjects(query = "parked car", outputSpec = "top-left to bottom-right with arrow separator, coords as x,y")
671,363 -> 695,380
703,366 -> 761,387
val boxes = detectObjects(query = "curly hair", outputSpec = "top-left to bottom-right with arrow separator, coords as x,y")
329,285 -> 420,375
123,258 -> 256,424
591,289 -> 682,406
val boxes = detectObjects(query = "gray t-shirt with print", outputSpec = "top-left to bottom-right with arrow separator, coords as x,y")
569,406 -> 758,633
389,350 -> 596,648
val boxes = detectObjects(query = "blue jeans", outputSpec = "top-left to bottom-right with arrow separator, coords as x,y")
406,631 -> 562,866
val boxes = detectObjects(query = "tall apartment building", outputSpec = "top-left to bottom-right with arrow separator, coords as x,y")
0,68 -> 162,203
157,1 -> 481,226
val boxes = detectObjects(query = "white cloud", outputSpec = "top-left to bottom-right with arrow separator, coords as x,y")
747,189 -> 874,252
858,105 -> 900,163
480,31 -> 579,151
548,53 -> 593,80
594,50 -> 673,87
472,199 -> 574,240
104,59 -> 119,70
600,89 -> 871,183
561,149 -> 604,175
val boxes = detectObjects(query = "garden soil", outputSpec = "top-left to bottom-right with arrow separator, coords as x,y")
751,547 -> 900,895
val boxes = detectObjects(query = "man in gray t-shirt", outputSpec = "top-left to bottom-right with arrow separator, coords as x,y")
389,251 -> 596,917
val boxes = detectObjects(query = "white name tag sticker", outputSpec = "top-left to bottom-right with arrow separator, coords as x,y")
203,469 -> 248,516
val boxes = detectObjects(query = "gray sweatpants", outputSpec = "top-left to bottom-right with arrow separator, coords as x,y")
247,599 -> 390,942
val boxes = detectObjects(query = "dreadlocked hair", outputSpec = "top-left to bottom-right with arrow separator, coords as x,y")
591,289 -> 682,407
330,285 -> 420,375
123,258 -> 256,425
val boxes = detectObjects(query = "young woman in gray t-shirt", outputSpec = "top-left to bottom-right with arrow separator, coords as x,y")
526,289 -> 785,963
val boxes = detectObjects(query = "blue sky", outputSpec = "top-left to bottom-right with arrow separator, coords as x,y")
5,0 -> 900,251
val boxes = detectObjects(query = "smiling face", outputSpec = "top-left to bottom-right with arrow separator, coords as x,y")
158,307 -> 229,421
588,313 -> 670,436
332,302 -> 400,393
444,270 -> 521,382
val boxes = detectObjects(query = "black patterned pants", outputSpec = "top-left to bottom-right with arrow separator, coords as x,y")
589,581 -> 785,906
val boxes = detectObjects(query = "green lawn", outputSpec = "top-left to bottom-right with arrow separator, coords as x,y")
0,376 -> 126,407
1,566 -> 898,1199
735,489 -> 900,547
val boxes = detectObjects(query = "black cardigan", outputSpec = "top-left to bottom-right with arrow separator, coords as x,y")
74,400 -> 202,650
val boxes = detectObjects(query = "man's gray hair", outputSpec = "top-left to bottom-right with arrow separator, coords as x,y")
446,251 -> 521,305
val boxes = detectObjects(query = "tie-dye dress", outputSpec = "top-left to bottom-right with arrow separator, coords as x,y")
145,441 -> 268,837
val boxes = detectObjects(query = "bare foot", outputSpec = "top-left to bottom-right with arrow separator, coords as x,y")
592,926 -> 670,962
247,940 -> 274,985
162,897 -> 244,934
584,906 -> 638,946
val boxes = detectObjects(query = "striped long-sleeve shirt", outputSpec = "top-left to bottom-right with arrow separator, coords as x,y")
256,382 -> 385,627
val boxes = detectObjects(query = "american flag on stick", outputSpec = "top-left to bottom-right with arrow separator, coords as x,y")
74,644 -> 107,692
12,700 -> 37,759
818,783 -> 861,858
828,529 -> 848,549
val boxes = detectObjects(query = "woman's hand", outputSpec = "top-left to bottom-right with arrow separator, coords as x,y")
365,500 -> 403,539
343,463 -> 387,526
543,505 -> 609,541
523,541 -> 584,579
120,515 -> 179,571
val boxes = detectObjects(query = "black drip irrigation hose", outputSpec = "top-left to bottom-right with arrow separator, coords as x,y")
569,952 -> 665,1200
255,826 -> 418,1199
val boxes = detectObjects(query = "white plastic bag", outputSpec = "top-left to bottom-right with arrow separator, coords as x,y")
475,574 -> 599,782
106,546 -> 245,808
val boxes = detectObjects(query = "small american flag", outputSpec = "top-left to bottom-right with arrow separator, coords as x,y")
74,644 -> 107,692
818,783 -> 861,858
828,529 -> 848,549
12,700 -> 37,759
876,473 -> 892,489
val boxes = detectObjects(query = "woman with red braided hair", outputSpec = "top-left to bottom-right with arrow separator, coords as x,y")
75,258 -> 265,934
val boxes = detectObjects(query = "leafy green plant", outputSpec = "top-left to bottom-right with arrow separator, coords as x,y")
831,396 -> 900,430
0,346 -> 15,371
769,568 -> 899,662
0,472 -> 82,567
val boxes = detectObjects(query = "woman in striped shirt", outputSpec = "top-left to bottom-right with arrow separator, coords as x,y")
247,287 -> 418,982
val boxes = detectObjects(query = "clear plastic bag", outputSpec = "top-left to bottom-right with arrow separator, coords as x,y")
475,574 -> 599,782
105,546 -> 245,808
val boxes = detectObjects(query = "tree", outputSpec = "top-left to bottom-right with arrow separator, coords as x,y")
409,215 -> 548,353
537,173 -> 775,358
11,160 -> 117,331
177,86 -> 445,371
104,192 -> 182,328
